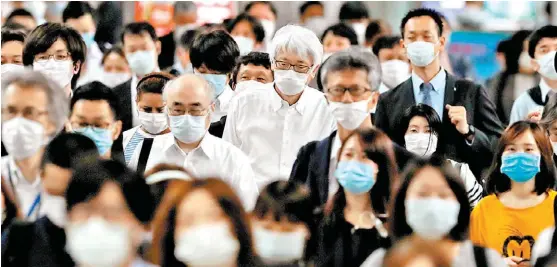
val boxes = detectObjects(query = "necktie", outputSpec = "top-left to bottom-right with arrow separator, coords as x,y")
420,83 -> 434,107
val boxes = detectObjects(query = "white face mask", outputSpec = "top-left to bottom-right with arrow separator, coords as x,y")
351,22 -> 367,45
126,50 -> 157,76
100,71 -> 131,88
304,17 -> 328,36
233,35 -> 255,56
2,117 -> 46,160
405,133 -> 438,157
169,113 -> 208,144
381,60 -> 411,89
66,217 -> 131,267
174,222 -> 240,266
406,41 -> 438,67
519,51 -> 533,70
274,69 -> 309,96
235,80 -> 266,94
254,226 -> 307,264
328,99 -> 371,130
138,111 -> 168,134
260,19 -> 276,41
552,141 -> 557,156
536,51 -> 557,80
33,59 -> 74,88
405,197 -> 460,240
1,63 -> 25,77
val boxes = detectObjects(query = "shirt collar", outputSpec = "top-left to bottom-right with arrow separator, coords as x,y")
411,68 -> 447,94
330,133 -> 342,161
164,132 -> 215,161
540,78 -> 554,99
270,83 -> 307,115
8,156 -> 41,187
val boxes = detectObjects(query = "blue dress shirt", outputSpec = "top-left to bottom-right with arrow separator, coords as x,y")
411,69 -> 447,119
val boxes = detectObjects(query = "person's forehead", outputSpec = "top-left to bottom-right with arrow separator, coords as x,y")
326,68 -> 369,86
535,37 -> 557,50
508,131 -> 536,145
276,51 -> 312,65
233,20 -> 254,31
72,99 -> 114,118
104,53 -> 126,64
324,32 -> 349,42
1,41 -> 23,54
248,3 -> 275,19
240,64 -> 271,75
4,84 -> 48,106
123,33 -> 154,46
404,16 -> 438,33
94,182 -> 127,207
305,4 -> 324,15
42,38 -> 69,54
167,83 -> 211,105
378,47 -> 396,59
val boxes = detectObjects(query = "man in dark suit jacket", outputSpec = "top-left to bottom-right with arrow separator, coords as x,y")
374,8 -> 504,178
158,1 -> 198,70
290,47 -> 416,212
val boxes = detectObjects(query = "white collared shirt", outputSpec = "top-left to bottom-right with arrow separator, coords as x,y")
145,133 -> 259,210
510,78 -> 556,124
1,156 -> 42,221
223,83 -> 337,188
123,126 -> 157,170
212,85 -> 234,123
327,133 -> 342,199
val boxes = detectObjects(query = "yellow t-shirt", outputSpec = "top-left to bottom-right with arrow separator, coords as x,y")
470,190 -> 556,260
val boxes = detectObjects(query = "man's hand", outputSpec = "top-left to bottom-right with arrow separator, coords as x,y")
446,105 -> 469,135
526,109 -> 542,123
503,256 -> 523,266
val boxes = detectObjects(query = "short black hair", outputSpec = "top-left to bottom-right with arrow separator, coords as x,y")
299,1 -> 323,16
41,133 -> 99,170
321,23 -> 358,45
136,72 -> 175,96
178,29 -> 199,50
390,157 -> 471,242
1,28 -> 26,46
396,104 -> 443,147
101,46 -> 126,65
226,13 -> 265,43
6,8 -> 35,23
244,1 -> 278,17
190,30 -> 240,74
66,159 -> 155,224
231,51 -> 272,86
121,22 -> 158,44
528,25 -> 557,58
23,23 -> 86,89
372,35 -> 401,56
62,1 -> 94,23
338,1 -> 369,21
71,81 -> 121,120
1,21 -> 29,34
365,20 -> 382,42
400,8 -> 444,38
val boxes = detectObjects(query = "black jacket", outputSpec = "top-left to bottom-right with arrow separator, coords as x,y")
2,217 -> 74,267
112,79 -> 134,132
208,115 -> 227,138
158,32 -> 175,70
289,131 -> 416,212
375,72 -> 505,178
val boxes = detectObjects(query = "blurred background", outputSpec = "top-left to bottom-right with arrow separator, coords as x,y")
1,0 -> 556,86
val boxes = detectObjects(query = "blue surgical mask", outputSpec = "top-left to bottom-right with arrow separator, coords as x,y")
81,32 -> 95,48
126,50 -> 157,76
501,152 -> 541,183
334,161 -> 376,194
169,114 -> 208,144
199,73 -> 227,96
74,127 -> 114,156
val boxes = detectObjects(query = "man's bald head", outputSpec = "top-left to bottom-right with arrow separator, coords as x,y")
163,74 -> 215,103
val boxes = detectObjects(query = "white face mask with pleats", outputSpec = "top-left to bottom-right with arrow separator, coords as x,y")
328,99 -> 371,130
254,226 -> 307,264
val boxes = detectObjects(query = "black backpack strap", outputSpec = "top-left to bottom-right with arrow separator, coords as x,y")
473,245 -> 488,267
527,86 -> 545,106
552,197 -> 557,247
136,138 -> 154,174
1,220 -> 34,267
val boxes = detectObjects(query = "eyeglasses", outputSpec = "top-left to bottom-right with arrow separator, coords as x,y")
34,52 -> 72,64
167,106 -> 210,116
273,59 -> 312,74
70,122 -> 113,132
326,87 -> 371,97
2,107 -> 48,121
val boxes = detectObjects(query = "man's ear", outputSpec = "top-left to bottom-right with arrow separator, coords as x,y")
112,120 -> 123,141
438,36 -> 446,53
156,40 -> 162,56
310,64 -> 320,80
368,91 -> 380,111
73,61 -> 81,74
531,58 -> 540,72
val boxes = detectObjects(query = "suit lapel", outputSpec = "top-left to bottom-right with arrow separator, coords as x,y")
400,79 -> 416,108
315,131 -> 336,204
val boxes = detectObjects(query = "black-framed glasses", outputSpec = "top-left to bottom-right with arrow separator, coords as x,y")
167,106 -> 210,117
273,59 -> 312,74
327,87 -> 371,97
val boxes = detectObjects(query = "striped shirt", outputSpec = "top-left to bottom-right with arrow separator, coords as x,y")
449,160 -> 484,208
124,130 -> 144,164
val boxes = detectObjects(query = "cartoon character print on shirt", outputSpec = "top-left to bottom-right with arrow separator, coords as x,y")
502,235 -> 535,260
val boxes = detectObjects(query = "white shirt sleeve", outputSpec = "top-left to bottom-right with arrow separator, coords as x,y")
531,227 -> 555,265
230,155 -> 259,212
222,96 -> 241,147
460,162 -> 483,208
509,94 -> 531,124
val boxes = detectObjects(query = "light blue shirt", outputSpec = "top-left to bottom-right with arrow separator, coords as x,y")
509,79 -> 555,124
411,68 -> 447,119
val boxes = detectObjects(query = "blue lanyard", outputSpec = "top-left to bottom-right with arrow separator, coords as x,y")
26,194 -> 41,218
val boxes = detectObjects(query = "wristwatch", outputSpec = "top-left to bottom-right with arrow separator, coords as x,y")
464,125 -> 476,138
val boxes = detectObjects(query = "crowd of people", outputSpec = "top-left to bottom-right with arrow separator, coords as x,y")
1,1 -> 557,267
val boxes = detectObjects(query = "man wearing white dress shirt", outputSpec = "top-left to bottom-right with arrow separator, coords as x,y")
1,69 -> 69,222
223,24 -> 337,188
145,74 -> 259,210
